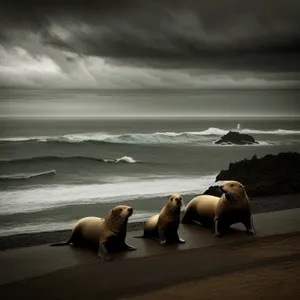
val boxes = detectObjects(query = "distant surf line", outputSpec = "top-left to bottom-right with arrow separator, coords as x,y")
1,127 -> 299,145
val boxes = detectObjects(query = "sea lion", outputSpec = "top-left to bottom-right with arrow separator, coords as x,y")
50,205 -> 136,261
135,194 -> 185,245
181,181 -> 255,236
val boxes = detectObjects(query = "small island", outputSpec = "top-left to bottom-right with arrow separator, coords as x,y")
214,131 -> 258,145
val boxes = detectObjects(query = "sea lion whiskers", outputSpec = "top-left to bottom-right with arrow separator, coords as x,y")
231,191 -> 239,200
226,191 -> 238,201
117,216 -> 123,225
112,215 -> 125,225
112,215 -> 120,224
118,215 -> 126,225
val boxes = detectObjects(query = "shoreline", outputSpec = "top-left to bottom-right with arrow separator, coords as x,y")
0,221 -> 145,251
1,192 -> 300,251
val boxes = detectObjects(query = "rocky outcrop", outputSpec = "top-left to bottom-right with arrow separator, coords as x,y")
205,152 -> 300,197
203,185 -> 223,197
214,131 -> 258,145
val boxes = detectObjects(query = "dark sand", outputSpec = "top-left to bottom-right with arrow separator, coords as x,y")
125,248 -> 300,300
1,232 -> 300,300
0,206 -> 300,300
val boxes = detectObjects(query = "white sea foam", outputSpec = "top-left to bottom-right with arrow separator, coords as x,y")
0,175 -> 216,215
105,156 -> 136,163
1,127 -> 299,145
238,129 -> 300,135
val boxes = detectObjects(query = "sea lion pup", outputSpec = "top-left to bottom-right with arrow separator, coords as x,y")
50,205 -> 136,261
135,194 -> 185,245
181,181 -> 256,236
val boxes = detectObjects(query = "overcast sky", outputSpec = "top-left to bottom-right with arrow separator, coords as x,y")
0,0 -> 300,89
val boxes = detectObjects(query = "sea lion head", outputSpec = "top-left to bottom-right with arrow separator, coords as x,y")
108,205 -> 133,227
220,181 -> 246,201
167,194 -> 184,213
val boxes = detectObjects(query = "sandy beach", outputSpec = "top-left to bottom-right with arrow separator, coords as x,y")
1,231 -> 300,300
0,206 -> 300,300
125,242 -> 300,300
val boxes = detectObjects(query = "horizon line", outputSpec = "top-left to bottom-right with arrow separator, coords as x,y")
1,115 -> 300,120
1,87 -> 300,92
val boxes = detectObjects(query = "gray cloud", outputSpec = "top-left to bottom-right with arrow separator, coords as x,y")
0,0 -> 300,88
1,1 -> 300,67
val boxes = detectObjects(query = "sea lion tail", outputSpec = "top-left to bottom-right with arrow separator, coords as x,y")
50,237 -> 72,247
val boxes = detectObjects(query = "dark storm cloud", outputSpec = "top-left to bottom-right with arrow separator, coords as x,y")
1,0 -> 300,73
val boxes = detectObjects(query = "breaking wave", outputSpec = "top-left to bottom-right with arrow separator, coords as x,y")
1,127 -> 300,145
238,129 -> 300,135
0,155 -> 137,165
0,170 -> 56,181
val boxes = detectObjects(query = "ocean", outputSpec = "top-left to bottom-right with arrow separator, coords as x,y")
1,105 -> 300,236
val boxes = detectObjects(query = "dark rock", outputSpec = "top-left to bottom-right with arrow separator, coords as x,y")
203,185 -> 223,197
214,131 -> 258,145
215,152 -> 300,197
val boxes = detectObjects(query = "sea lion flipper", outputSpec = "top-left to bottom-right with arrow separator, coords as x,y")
50,236 -> 73,247
213,219 -> 221,237
247,228 -> 256,235
177,237 -> 186,244
123,242 -> 137,251
173,232 -> 186,244
158,229 -> 167,245
191,220 -> 202,226
50,241 -> 71,247
98,243 -> 112,262
243,215 -> 256,235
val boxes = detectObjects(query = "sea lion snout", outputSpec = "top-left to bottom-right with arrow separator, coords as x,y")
219,185 -> 234,201
113,205 -> 134,218
176,197 -> 182,205
123,206 -> 133,217
174,196 -> 184,209
220,181 -> 246,200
